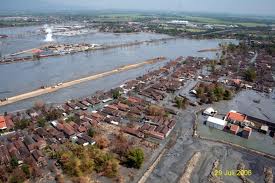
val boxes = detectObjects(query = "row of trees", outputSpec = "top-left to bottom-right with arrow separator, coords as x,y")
56,140 -> 145,179
196,83 -> 233,104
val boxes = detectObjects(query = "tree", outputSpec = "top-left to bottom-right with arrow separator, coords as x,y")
174,97 -> 187,109
46,108 -> 62,121
15,119 -> 30,130
148,105 -> 165,116
196,87 -> 204,98
112,89 -> 121,99
21,164 -> 30,178
244,68 -> 256,82
126,148 -> 144,169
10,157 -> 19,168
37,117 -> 47,127
95,135 -> 110,149
223,90 -> 232,100
104,158 -> 119,177
88,128 -> 95,138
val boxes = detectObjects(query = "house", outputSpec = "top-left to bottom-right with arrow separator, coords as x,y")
32,150 -> 46,166
4,115 -> 15,129
203,107 -> 217,116
35,139 -> 47,150
229,124 -> 239,135
123,127 -> 144,138
206,116 -> 227,130
23,136 -> 36,152
75,111 -> 85,120
117,102 -> 129,111
225,111 -> 247,125
77,133 -> 95,145
63,123 -> 76,138
105,104 -> 118,111
168,120 -> 176,129
145,130 -> 165,140
75,102 -> 87,110
242,127 -> 252,139
80,100 -> 91,107
0,116 -> 7,130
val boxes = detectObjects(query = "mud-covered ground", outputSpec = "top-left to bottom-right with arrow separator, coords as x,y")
145,89 -> 275,183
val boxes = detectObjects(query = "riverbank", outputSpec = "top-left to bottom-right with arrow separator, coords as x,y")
0,57 -> 166,107
1,38 -> 174,65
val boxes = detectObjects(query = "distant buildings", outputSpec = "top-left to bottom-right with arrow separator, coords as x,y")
168,20 -> 189,25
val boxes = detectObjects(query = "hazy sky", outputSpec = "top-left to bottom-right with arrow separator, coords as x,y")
2,0 -> 275,16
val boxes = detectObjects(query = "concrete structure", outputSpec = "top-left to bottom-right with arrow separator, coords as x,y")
260,125 -> 269,134
206,116 -> 227,130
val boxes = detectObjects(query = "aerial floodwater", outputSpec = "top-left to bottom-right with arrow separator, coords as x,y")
0,25 -> 236,113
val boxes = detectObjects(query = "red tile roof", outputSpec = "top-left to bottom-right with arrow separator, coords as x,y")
0,116 -> 7,130
230,124 -> 239,134
227,112 -> 247,122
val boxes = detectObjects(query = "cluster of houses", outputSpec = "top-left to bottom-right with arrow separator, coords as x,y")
204,108 -> 274,139
2,57 -> 201,173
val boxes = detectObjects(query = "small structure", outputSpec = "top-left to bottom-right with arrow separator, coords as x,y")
229,124 -> 239,135
260,125 -> 268,134
242,127 -> 252,139
206,116 -> 227,130
203,107 -> 217,116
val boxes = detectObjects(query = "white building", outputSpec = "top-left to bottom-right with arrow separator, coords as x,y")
168,20 -> 189,25
203,107 -> 217,116
206,116 -> 227,130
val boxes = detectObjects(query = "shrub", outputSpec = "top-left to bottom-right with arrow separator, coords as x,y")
126,148 -> 144,169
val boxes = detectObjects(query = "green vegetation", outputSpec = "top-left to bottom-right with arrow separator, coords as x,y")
244,68 -> 257,82
65,115 -> 80,123
57,143 -> 119,178
183,15 -> 268,27
174,96 -> 188,109
37,117 -> 47,127
148,105 -> 166,116
112,89 -> 121,99
10,157 -> 19,168
15,118 -> 31,130
126,148 -> 144,169
45,108 -> 63,121
196,83 -> 233,103
21,164 -> 30,178
88,128 -> 96,138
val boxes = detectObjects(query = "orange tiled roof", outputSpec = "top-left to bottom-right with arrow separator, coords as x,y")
227,112 -> 246,122
230,124 -> 239,132
0,116 -> 7,129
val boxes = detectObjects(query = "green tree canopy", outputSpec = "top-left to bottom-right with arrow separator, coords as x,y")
126,148 -> 144,169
